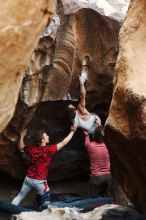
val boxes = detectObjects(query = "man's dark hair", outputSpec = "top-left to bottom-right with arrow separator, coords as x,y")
33,130 -> 46,146
93,126 -> 104,143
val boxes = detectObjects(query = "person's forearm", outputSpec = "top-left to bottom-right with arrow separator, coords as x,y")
85,133 -> 90,147
62,131 -> 74,145
18,130 -> 26,151
19,137 -> 25,151
57,131 -> 75,150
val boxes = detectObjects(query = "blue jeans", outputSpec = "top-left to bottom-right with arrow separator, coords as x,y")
11,176 -> 50,205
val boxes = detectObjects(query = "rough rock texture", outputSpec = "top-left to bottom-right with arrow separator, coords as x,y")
0,0 -> 56,132
69,8 -> 120,116
105,0 -> 146,215
42,14 -> 75,101
20,7 -> 120,112
12,204 -> 145,220
62,0 -> 130,22
0,7 -> 120,180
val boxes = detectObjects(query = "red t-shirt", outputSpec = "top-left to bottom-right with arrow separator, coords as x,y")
24,145 -> 57,180
85,134 -> 110,176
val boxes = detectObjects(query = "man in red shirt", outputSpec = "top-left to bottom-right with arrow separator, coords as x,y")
84,126 -> 111,197
11,125 -> 76,206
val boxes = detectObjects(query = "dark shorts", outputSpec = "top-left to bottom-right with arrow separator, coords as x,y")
89,174 -> 112,197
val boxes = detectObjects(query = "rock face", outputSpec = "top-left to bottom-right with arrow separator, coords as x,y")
62,0 -> 130,22
0,0 -> 56,132
70,8 -> 120,116
20,7 -> 120,112
0,6 -> 120,180
12,204 -> 145,220
105,0 -> 146,214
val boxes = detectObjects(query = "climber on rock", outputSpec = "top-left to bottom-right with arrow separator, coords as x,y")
67,56 -> 101,134
11,125 -> 77,206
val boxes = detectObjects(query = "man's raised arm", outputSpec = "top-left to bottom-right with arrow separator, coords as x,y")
19,129 -> 27,152
56,125 -> 77,151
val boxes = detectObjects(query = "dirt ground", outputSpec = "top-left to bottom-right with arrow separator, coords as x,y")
0,173 -> 129,219
0,173 -> 89,220
0,174 -> 89,203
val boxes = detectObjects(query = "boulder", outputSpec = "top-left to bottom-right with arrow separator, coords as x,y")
0,0 -> 56,132
105,0 -> 146,214
0,7 -> 120,179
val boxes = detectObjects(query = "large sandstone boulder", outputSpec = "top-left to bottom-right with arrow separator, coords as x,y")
0,0 -> 56,132
0,6 -> 120,180
105,0 -> 146,214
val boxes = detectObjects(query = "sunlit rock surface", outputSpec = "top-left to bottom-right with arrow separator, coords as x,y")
12,204 -> 145,220
62,0 -> 130,22
105,0 -> 146,214
20,14 -> 61,106
0,0 -> 56,132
